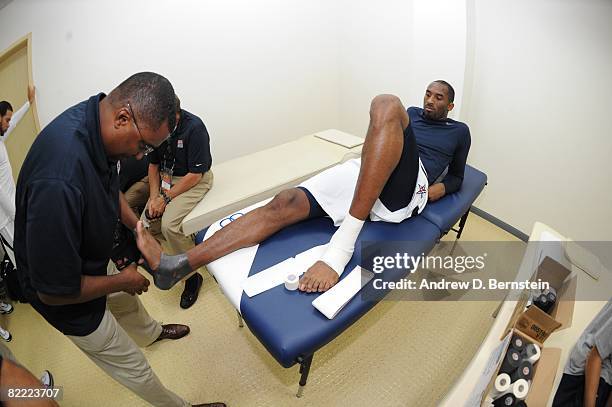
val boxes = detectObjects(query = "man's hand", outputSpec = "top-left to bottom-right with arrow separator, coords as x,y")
299,261 -> 339,293
119,263 -> 150,295
148,195 -> 167,218
428,183 -> 446,202
27,85 -> 36,104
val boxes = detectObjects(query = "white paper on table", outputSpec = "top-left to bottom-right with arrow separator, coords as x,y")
242,244 -> 328,297
312,266 -> 374,320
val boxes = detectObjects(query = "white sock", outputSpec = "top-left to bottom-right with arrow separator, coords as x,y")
321,214 -> 365,276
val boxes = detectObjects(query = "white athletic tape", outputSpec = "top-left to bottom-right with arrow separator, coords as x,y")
320,213 -> 364,276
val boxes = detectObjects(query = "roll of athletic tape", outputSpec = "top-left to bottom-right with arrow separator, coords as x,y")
493,393 -> 516,407
500,348 -> 522,374
511,379 -> 529,400
523,343 -> 541,364
511,361 -> 533,382
510,335 -> 525,352
284,272 -> 299,291
490,373 -> 512,399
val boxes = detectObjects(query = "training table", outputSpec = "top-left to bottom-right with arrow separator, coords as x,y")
195,165 -> 488,396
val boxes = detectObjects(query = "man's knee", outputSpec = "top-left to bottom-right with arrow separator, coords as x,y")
370,94 -> 408,128
265,188 -> 308,219
160,213 -> 183,239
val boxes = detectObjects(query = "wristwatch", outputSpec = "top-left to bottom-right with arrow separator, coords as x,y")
160,190 -> 172,204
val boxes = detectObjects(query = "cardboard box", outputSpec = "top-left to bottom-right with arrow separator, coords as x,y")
479,256 -> 576,406
502,256 -> 576,342
481,329 -> 561,406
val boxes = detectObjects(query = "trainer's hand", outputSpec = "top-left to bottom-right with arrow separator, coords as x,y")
428,183 -> 445,202
299,261 -> 339,293
119,263 -> 150,295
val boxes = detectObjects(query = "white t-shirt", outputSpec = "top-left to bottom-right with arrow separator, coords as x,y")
0,101 -> 30,230
564,300 -> 612,385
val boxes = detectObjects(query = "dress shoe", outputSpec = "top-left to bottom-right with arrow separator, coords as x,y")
180,273 -> 203,309
154,324 -> 190,342
192,403 -> 226,407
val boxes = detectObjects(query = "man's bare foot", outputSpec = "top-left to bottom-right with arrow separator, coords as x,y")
299,261 -> 339,293
136,221 -> 162,270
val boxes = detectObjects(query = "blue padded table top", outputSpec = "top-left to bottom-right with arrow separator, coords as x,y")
194,164 -> 487,368
420,165 -> 487,233
238,216 -> 439,367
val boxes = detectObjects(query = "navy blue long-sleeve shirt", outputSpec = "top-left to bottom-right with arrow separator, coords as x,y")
407,106 -> 471,194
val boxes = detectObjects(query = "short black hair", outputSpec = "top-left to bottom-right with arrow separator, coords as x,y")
108,72 -> 176,132
432,80 -> 455,103
0,101 -> 14,116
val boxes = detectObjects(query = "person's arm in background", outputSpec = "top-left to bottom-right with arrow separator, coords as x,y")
0,356 -> 59,407
147,163 -> 163,218
583,345 -> 603,407
428,126 -> 471,202
2,85 -> 35,140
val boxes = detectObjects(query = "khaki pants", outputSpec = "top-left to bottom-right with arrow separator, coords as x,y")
67,264 -> 189,407
124,176 -> 150,217
144,171 -> 213,255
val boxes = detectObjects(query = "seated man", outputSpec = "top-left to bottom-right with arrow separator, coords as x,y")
136,80 -> 471,293
143,96 -> 213,309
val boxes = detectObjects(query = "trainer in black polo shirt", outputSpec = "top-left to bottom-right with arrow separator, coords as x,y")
13,72 -> 223,406
14,94 -> 120,336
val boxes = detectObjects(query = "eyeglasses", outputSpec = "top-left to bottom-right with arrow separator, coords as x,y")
127,103 -> 155,156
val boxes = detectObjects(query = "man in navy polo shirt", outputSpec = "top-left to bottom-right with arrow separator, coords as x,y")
14,72 -> 224,407
144,96 -> 213,309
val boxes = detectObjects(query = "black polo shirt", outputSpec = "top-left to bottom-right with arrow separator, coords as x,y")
14,93 -> 119,337
149,109 -> 212,176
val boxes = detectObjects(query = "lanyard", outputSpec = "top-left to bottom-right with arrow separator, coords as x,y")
161,135 -> 177,174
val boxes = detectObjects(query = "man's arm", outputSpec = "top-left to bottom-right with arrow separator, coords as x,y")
37,264 -> 149,306
2,86 -> 35,140
149,172 -> 203,216
147,163 -> 163,217
429,127 -> 472,202
166,172 -> 202,200
119,192 -> 139,229
584,345 -> 603,407
0,356 -> 59,407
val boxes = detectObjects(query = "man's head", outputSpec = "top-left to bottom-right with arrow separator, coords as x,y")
0,101 -> 14,135
101,72 -> 176,160
423,80 -> 455,120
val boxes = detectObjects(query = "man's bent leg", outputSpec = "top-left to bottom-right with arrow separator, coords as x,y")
161,172 -> 213,306
124,176 -> 150,217
107,291 -> 163,347
68,310 -> 190,407
160,172 -> 213,256
138,188 -> 312,289
300,94 -> 409,292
